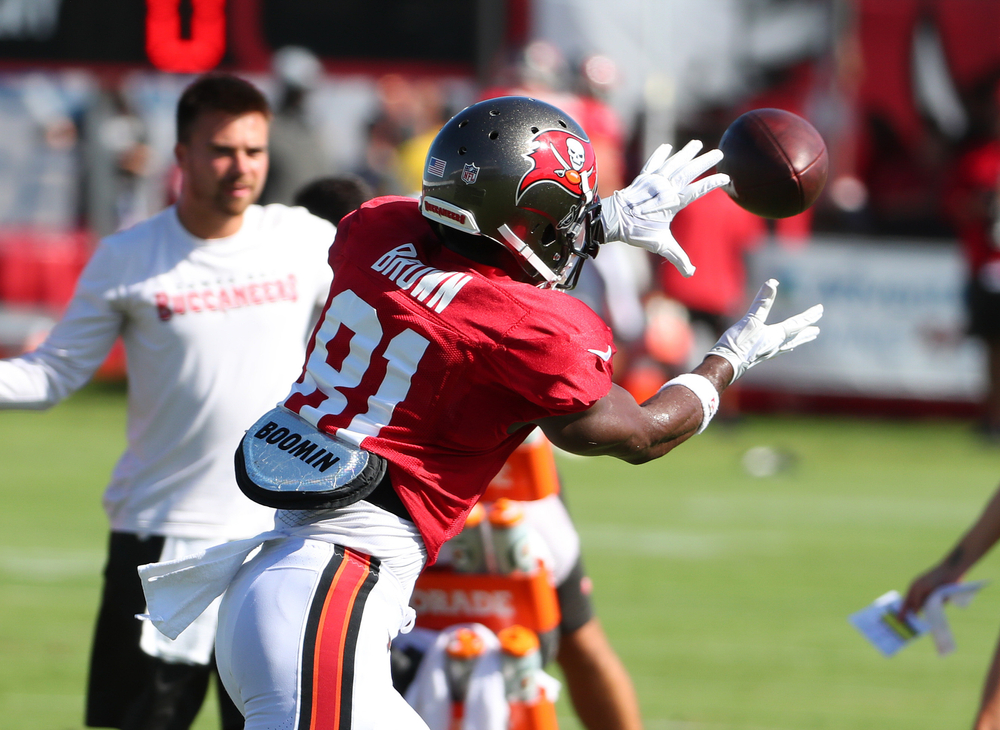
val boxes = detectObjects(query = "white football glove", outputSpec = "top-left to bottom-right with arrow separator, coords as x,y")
708,279 -> 823,384
601,140 -> 730,277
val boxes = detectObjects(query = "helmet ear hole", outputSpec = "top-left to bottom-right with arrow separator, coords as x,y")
539,224 -> 557,248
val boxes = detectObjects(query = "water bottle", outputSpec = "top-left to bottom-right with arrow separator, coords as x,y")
488,498 -> 535,574
444,627 -> 485,704
450,502 -> 487,573
497,624 -> 543,703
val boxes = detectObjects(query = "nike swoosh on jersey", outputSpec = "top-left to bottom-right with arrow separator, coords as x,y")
587,346 -> 613,362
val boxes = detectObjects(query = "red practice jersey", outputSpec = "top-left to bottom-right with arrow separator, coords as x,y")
945,139 -> 1000,275
283,197 -> 614,562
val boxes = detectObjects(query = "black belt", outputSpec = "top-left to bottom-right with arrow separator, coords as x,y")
364,470 -> 413,523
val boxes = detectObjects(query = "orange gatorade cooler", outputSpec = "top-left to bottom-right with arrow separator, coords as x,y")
507,696 -> 559,730
445,627 -> 485,702
410,568 -> 560,636
482,431 -> 560,503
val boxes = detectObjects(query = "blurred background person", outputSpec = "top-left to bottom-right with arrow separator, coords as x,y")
292,174 -> 374,225
573,53 -> 628,196
901,478 -> 1000,730
480,41 -> 652,396
355,112 -> 406,197
353,74 -> 418,197
81,75 -> 152,237
655,186 -> 766,421
943,78 -> 1000,440
480,41 -> 627,197
258,47 -> 329,205
0,73 -> 338,730
395,78 -> 450,196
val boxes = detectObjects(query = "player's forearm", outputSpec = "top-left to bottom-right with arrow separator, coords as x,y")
0,358 -> 63,409
610,402 -> 699,464
0,307 -> 122,408
537,385 -> 692,462
0,351 -> 92,409
936,483 -> 1000,576
0,242 -> 126,409
540,358 -> 732,464
618,355 -> 733,462
685,355 -> 733,395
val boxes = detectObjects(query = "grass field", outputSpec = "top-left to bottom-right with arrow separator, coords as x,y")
3,383 -> 1000,729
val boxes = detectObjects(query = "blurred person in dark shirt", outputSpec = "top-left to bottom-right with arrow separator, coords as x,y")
293,175 -> 375,225
944,76 -> 1000,440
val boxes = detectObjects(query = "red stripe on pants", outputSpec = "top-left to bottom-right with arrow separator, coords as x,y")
305,550 -> 373,730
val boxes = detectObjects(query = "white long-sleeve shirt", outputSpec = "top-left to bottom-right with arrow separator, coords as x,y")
0,204 -> 335,540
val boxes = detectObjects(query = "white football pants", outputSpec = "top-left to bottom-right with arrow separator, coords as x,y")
215,536 -> 429,730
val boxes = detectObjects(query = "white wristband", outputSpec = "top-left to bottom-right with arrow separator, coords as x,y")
661,373 -> 720,434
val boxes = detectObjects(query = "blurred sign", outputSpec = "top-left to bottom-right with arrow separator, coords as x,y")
0,0 -> 62,41
0,0 -> 147,64
743,235 -> 984,402
0,0 -> 492,73
261,0 -> 478,65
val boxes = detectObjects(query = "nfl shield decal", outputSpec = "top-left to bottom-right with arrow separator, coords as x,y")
461,162 -> 480,185
518,129 -> 597,203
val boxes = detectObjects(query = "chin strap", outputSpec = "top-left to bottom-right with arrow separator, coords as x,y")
422,195 -> 582,289
497,224 -> 561,286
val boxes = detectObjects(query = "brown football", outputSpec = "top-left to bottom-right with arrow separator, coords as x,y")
717,108 -> 828,219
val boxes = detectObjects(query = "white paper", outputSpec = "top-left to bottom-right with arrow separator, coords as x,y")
849,590 -> 929,657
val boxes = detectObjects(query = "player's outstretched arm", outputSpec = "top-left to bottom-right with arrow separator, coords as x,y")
0,243 -> 126,410
534,355 -> 731,464
901,482 -> 1000,616
534,279 -> 822,464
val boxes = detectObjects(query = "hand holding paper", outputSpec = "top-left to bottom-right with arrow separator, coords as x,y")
850,582 -> 987,657
849,590 -> 928,657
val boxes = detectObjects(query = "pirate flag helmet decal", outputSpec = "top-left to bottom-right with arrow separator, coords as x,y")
420,96 -> 604,289
518,128 -> 597,203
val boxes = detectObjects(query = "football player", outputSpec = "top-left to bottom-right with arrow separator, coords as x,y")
293,171 -> 643,730
139,96 -> 823,730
